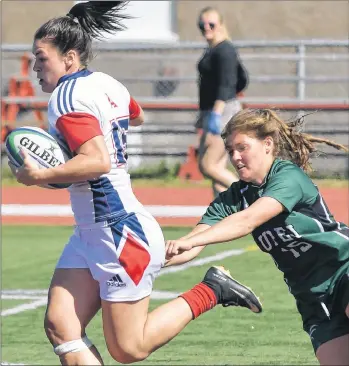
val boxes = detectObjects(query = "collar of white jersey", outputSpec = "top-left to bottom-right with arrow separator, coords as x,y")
57,69 -> 93,87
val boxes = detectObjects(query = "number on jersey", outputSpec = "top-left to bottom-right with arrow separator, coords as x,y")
111,117 -> 129,166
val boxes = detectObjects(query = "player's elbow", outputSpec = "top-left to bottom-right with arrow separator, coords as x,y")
95,154 -> 111,175
129,117 -> 144,126
130,109 -> 145,126
99,157 -> 111,174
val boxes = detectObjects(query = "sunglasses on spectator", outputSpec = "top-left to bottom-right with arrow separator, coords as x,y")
198,21 -> 216,31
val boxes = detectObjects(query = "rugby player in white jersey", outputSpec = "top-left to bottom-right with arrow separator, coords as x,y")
10,2 -> 262,364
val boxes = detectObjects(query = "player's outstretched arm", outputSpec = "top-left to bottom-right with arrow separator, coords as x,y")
166,197 -> 284,258
164,224 -> 209,267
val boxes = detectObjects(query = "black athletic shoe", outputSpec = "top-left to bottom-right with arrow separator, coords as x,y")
202,266 -> 262,314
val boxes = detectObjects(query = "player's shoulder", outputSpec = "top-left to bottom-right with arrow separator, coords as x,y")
267,158 -> 314,186
87,71 -> 125,86
49,71 -> 129,117
48,70 -> 93,111
270,158 -> 305,176
49,71 -> 127,102
48,78 -> 92,119
85,71 -> 130,103
63,71 -> 126,99
90,71 -> 129,92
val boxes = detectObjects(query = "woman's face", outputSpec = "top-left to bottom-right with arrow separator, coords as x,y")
32,39 -> 68,93
198,11 -> 223,42
225,131 -> 274,185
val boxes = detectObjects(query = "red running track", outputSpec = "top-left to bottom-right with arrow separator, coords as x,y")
2,186 -> 348,226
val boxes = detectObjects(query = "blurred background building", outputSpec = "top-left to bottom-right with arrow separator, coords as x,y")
2,1 -> 349,42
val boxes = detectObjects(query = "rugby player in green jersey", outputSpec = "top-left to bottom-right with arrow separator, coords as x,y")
165,108 -> 349,365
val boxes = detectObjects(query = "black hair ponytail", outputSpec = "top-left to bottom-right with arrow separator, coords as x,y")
67,1 -> 130,40
34,1 -> 130,66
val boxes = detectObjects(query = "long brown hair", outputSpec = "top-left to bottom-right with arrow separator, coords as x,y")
221,108 -> 348,172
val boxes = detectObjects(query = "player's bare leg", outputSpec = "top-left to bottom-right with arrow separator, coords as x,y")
199,133 -> 238,193
315,302 -> 349,365
212,151 -> 238,196
102,266 -> 262,364
316,334 -> 349,365
44,268 -> 104,365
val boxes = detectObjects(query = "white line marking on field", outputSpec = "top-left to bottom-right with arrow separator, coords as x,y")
1,247 -> 251,317
2,204 -> 73,217
1,248 -> 254,365
159,249 -> 245,275
2,204 -> 207,218
2,290 -> 48,296
1,298 -> 48,317
1,295 -> 44,300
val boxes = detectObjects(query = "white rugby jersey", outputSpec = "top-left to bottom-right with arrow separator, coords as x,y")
48,69 -> 146,225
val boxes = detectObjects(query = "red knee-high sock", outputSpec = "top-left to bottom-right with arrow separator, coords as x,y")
180,283 -> 218,319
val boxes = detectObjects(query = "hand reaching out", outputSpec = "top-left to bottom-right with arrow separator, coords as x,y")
165,239 -> 193,260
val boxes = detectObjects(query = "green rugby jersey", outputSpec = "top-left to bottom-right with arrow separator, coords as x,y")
199,158 -> 349,299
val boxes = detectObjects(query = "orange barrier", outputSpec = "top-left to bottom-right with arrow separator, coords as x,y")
2,53 -> 45,140
178,145 -> 204,181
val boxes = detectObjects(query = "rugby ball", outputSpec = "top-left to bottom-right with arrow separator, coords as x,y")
5,126 -> 72,189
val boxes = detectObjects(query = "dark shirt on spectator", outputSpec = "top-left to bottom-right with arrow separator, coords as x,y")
198,40 -> 238,110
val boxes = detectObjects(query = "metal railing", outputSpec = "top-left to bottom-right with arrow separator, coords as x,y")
1,40 -> 348,177
2,39 -> 349,103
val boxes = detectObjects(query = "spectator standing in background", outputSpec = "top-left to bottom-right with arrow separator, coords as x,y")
196,6 -> 248,197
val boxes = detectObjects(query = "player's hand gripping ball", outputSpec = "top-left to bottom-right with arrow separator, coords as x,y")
5,126 -> 72,189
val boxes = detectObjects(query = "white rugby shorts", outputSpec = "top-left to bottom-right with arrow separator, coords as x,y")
56,211 -> 165,302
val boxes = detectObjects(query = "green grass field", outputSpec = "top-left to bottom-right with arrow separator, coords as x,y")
2,226 -> 317,365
